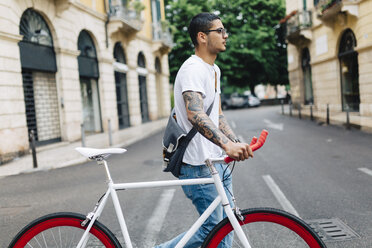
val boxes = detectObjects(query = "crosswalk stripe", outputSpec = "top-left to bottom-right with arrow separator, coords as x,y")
142,189 -> 176,247
263,175 -> 300,218
358,167 -> 372,177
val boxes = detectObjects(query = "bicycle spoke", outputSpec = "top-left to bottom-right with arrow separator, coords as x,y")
34,236 -> 42,247
49,229 -> 59,248
216,220 -> 314,248
26,243 -> 34,248
59,227 -> 62,248
71,233 -> 75,248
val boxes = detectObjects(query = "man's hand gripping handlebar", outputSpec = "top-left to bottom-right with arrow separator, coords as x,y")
224,130 -> 268,164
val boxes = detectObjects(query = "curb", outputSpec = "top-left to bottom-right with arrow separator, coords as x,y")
0,118 -> 167,178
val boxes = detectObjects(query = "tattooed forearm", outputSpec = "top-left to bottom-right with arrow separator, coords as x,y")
183,91 -> 230,148
192,112 -> 229,147
219,114 -> 238,142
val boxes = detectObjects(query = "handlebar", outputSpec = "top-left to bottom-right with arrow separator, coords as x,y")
224,129 -> 268,164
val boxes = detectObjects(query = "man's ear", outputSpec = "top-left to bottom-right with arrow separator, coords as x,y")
197,31 -> 207,45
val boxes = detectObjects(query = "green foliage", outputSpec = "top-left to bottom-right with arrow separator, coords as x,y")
164,0 -> 211,84
222,85 -> 250,95
130,0 -> 145,13
165,0 -> 288,90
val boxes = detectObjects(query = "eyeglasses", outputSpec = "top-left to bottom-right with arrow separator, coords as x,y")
203,28 -> 228,36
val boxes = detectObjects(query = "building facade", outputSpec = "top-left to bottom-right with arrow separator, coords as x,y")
0,0 -> 172,164
282,0 -> 372,123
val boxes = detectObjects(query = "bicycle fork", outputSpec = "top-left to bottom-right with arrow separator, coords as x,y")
205,159 -> 252,248
76,188 -> 111,248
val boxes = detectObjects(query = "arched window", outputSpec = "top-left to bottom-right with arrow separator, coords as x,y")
20,9 -> 53,46
137,52 -> 149,122
114,42 -> 130,129
77,30 -> 99,78
114,42 -> 126,64
78,30 -> 102,133
19,8 -> 56,72
19,9 -> 60,145
301,48 -> 313,105
138,52 -> 146,68
338,29 -> 360,112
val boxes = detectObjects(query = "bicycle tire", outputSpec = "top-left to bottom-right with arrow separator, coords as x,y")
8,212 -> 122,248
202,208 -> 326,248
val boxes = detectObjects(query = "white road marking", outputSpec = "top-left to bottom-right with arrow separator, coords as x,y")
142,189 -> 176,247
263,175 -> 300,218
264,119 -> 283,131
358,168 -> 372,177
231,120 -> 236,129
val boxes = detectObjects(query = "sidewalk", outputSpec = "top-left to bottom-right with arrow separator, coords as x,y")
0,118 -> 167,178
282,104 -> 372,133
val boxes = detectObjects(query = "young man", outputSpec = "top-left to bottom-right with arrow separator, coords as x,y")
155,13 -> 253,248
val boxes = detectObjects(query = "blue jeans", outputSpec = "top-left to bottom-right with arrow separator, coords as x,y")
154,163 -> 234,248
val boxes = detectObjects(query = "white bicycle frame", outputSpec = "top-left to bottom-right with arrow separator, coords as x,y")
76,157 -> 252,248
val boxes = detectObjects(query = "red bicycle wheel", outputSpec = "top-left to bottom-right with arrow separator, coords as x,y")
202,208 -> 326,248
9,212 -> 121,248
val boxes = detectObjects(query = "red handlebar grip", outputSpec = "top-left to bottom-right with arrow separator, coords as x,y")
250,136 -> 258,146
224,129 -> 268,163
224,156 -> 235,164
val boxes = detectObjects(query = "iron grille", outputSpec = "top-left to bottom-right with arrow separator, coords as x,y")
22,71 -> 38,141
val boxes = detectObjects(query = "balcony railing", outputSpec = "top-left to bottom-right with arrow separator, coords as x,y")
315,0 -> 360,21
286,10 -> 312,36
315,0 -> 343,20
108,0 -> 143,31
152,21 -> 174,48
317,0 -> 341,13
284,10 -> 312,44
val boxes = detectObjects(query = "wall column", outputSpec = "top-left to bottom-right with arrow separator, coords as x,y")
0,32 -> 29,162
55,47 -> 82,142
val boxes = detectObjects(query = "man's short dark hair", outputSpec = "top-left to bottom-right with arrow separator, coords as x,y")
188,13 -> 221,47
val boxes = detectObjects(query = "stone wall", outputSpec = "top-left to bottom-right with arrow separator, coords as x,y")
0,0 -> 171,163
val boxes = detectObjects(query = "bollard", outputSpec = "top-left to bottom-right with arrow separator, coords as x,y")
289,100 -> 293,117
281,99 -> 284,115
29,130 -> 38,169
298,104 -> 302,119
310,104 -> 314,121
81,123 -> 86,147
326,104 -> 330,125
346,106 -> 350,130
108,119 -> 113,146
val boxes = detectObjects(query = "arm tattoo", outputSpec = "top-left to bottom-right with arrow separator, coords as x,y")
219,114 -> 238,142
183,91 -> 229,147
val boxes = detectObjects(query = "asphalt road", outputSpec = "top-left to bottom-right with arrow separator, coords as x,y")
1,105 -> 371,247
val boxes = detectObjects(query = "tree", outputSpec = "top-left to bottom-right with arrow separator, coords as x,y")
164,0 -> 211,84
165,0 -> 288,91
212,0 -> 288,91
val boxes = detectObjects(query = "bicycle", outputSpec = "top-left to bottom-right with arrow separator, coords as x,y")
9,130 -> 326,248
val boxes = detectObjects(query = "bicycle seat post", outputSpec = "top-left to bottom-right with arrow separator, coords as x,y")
97,158 -> 113,183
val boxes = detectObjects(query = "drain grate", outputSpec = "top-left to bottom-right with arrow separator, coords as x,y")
307,218 -> 360,242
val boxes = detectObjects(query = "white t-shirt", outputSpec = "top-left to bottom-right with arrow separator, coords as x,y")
174,55 -> 223,165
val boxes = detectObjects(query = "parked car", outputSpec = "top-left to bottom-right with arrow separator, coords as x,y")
242,94 -> 261,107
221,93 -> 245,110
